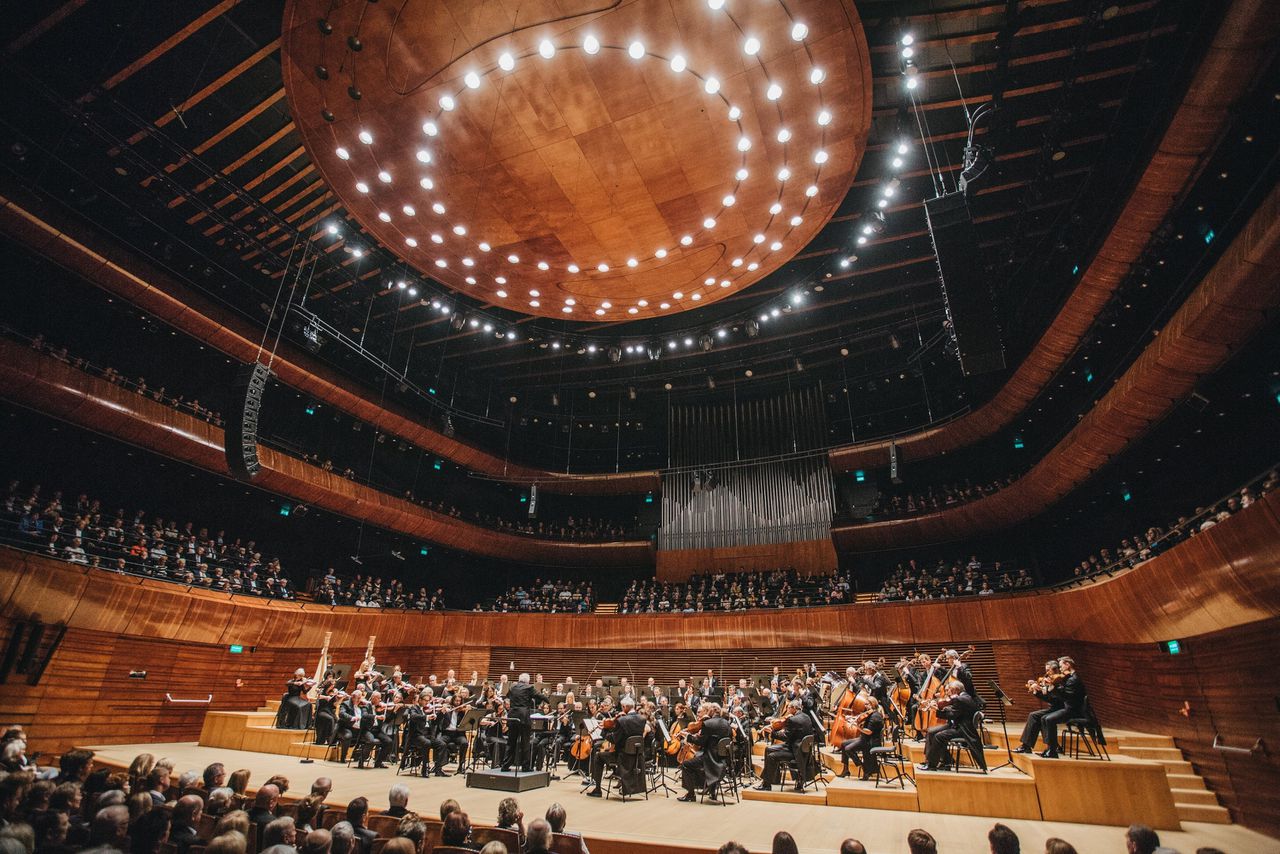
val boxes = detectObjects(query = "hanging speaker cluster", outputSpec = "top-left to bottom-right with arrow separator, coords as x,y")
224,362 -> 272,480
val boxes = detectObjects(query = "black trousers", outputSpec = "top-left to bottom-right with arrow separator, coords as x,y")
358,730 -> 392,765
315,712 -> 336,745
761,744 -> 800,787
504,713 -> 530,770
589,743 -> 618,787
435,732 -> 468,771
680,752 -> 706,794
1037,708 -> 1072,751
924,723 -> 955,769
839,736 -> 879,774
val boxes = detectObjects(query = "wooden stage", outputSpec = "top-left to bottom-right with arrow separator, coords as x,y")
83,740 -> 1278,854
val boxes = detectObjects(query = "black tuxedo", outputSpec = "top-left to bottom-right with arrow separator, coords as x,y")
1020,672 -> 1086,754
435,705 -> 469,773
924,692 -> 985,770
336,699 -> 362,762
503,681 -> 548,770
680,716 -> 732,796
590,712 -> 647,793
761,712 -> 817,788
947,662 -> 983,708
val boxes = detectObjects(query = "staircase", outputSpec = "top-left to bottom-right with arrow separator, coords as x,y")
594,602 -> 619,614
198,698 -> 333,760
1114,735 -> 1230,824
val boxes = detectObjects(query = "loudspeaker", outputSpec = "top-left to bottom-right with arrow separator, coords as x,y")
890,441 -> 902,485
925,191 -> 1005,375
225,362 -> 272,480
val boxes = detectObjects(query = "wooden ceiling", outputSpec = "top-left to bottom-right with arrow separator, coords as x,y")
281,0 -> 871,320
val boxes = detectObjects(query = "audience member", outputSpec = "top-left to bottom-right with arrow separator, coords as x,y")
908,829 -> 938,854
989,822 -> 1020,854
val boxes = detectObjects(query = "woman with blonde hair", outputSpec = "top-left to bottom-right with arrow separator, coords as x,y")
126,753 -> 155,793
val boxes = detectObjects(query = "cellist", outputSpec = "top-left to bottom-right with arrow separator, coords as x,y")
677,702 -> 731,803
837,697 -> 884,780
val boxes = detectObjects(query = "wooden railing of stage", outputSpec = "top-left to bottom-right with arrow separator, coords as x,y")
0,490 -> 1277,832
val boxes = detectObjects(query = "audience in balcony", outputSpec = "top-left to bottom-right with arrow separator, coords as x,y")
874,557 -> 1031,602
482,579 -> 596,613
619,568 -> 852,613
1069,472 -> 1275,582
2,480 -> 295,599
874,475 -> 1019,518
311,573 -> 446,611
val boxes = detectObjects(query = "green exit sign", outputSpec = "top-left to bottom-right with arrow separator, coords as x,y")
229,644 -> 244,654
1164,640 -> 1181,655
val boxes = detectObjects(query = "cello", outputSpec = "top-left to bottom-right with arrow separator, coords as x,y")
915,645 -> 975,732
828,672 -> 870,745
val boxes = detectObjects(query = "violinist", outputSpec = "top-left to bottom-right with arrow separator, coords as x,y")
918,681 -> 985,772
335,688 -> 364,763
837,697 -> 884,780
480,697 -> 510,768
402,692 -> 436,777
585,696 -> 648,798
435,693 -> 471,775
275,668 -> 315,730
756,698 -> 817,792
677,703 -> 731,803
359,691 -> 393,768
313,676 -> 340,745
857,661 -> 890,709
1014,656 -> 1085,759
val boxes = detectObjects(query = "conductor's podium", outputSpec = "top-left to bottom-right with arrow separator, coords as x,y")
742,726 -> 1226,830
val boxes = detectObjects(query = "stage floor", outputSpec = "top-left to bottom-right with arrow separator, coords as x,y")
83,742 -> 1278,854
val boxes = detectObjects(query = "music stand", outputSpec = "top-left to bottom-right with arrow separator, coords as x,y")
988,680 -> 1028,775
650,717 -> 677,797
460,708 -> 487,772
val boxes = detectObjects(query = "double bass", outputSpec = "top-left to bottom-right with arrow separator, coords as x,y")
915,645 -> 975,732
828,675 -> 870,745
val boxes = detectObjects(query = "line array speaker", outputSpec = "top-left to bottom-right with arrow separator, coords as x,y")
225,362 -> 272,480
925,191 -> 1006,376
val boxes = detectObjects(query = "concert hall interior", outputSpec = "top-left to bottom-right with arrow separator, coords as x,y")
1,0 -> 1279,853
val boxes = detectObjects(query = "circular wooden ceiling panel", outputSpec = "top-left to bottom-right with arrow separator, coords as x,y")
282,0 -> 871,320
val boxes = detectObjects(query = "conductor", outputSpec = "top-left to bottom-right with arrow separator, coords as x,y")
503,673 -> 548,772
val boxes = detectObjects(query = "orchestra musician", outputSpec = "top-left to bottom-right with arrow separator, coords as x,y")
943,648 -> 983,708
358,691 -> 393,768
434,694 -> 471,775
1014,656 -> 1086,759
585,696 -> 648,798
335,687 -> 364,764
756,698 -> 817,792
837,698 -> 884,780
313,678 -> 340,745
677,703 -> 731,803
918,681 -> 985,772
275,669 -> 315,730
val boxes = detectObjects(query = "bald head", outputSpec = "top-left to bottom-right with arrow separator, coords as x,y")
302,829 -> 332,854
91,805 -> 130,846
254,784 -> 280,809
526,819 -> 552,850
174,795 -> 204,825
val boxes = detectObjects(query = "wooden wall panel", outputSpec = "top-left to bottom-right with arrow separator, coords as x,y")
0,339 -> 653,569
832,179 -> 1280,550
654,539 -> 837,580
0,192 -> 658,495
826,0 -> 1276,474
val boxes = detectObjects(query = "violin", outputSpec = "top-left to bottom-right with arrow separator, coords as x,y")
1026,673 -> 1065,695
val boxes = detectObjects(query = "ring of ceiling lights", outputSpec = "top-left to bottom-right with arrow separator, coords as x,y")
282,0 -> 870,321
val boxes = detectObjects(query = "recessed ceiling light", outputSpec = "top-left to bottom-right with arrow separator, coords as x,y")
770,240 -> 782,251
598,262 -> 609,272
655,249 -> 667,259
335,147 -> 350,160
728,105 -> 741,120
722,194 -> 736,206
753,233 -> 765,244
565,298 -> 576,305
358,130 -> 373,145
356,181 -> 369,193
417,149 -> 431,163
719,279 -> 730,287
743,37 -> 760,56
660,302 -> 670,309
507,254 -> 519,263
465,276 -> 476,284
537,260 -> 549,270
495,276 -> 507,284
539,40 -> 555,59
439,95 -> 455,110
877,198 -> 889,208
595,308 -> 606,315
562,306 -> 572,313
432,202 -> 446,214
583,35 -> 600,55
378,211 -> 391,222
530,300 -> 540,307
627,258 -> 638,267
731,257 -> 743,267
435,258 -> 446,267
818,110 -> 832,126
777,128 -> 791,143
791,22 -> 808,41
464,71 -> 481,89
680,235 -> 693,245
901,34 -> 914,46
568,263 -> 580,273
691,293 -> 702,301
769,202 -> 782,215
351,247 -> 363,257
422,121 -> 438,136
601,301 -> 612,309
790,215 -> 802,226
378,170 -> 392,183
736,167 -> 749,181
814,150 -> 828,164
638,299 -> 649,307
453,224 -> 466,235
478,242 -> 491,252
628,41 -> 645,60
499,52 -> 515,71
777,167 -> 791,181
747,262 -> 759,271
462,257 -> 474,266
405,237 -> 417,247
703,217 -> 716,229
737,137 -> 751,151
892,156 -> 904,168
766,83 -> 782,100
704,76 -> 721,94
419,177 -> 433,190
809,67 -> 825,84
670,54 -> 686,73
628,307 -> 639,314
805,185 -> 819,197
403,205 -> 416,216
496,290 -> 507,298
431,233 -> 444,243
529,289 -> 540,297
708,0 -> 724,9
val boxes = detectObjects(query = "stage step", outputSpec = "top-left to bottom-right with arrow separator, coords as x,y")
1119,746 -> 1186,762
1166,772 -> 1209,791
1113,733 -> 1176,749
1176,802 -> 1231,824
1170,787 -> 1221,806
741,786 -> 827,805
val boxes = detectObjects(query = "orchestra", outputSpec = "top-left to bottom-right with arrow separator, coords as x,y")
271,646 -> 1092,802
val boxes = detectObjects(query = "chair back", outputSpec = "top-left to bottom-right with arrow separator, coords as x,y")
420,822 -> 442,851
471,826 -> 520,850
622,735 -> 643,756
368,814 -> 401,837
798,734 -> 815,755
197,814 -> 218,838
550,833 -> 588,854
713,739 -> 731,759
322,809 -> 347,830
